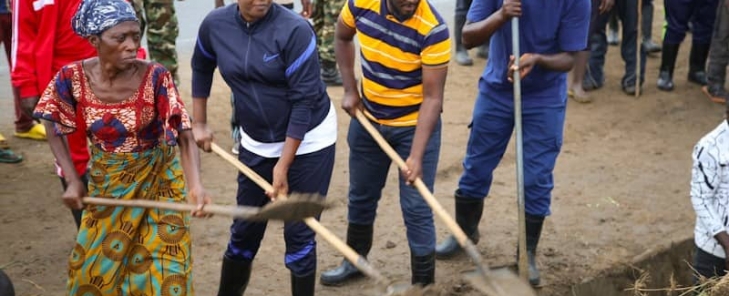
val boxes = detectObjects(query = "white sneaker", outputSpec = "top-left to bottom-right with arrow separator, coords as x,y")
231,144 -> 240,155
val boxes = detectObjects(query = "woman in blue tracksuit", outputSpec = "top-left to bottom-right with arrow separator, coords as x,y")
191,1 -> 337,295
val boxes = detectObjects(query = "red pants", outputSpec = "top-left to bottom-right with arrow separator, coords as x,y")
0,13 -> 33,132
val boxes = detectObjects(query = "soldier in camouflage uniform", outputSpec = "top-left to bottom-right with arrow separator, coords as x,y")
132,0 -> 179,84
313,0 -> 345,86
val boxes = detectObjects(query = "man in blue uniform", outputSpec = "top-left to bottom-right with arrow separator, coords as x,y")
657,0 -> 719,91
434,0 -> 590,287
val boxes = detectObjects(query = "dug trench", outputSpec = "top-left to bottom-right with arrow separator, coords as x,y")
567,237 -> 695,296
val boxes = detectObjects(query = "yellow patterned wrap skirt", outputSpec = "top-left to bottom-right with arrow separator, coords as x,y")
67,145 -> 193,296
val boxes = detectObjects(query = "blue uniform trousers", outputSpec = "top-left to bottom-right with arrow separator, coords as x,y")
457,92 -> 565,217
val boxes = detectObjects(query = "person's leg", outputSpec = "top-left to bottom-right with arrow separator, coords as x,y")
520,103 -> 566,287
435,92 -> 514,259
617,0 -> 648,95
2,13 -> 38,137
704,0 -> 729,103
642,0 -> 663,53
687,0 -> 719,86
658,0 -> 693,91
315,0 -> 345,85
585,10 -> 611,91
569,0 -> 600,103
388,120 -> 440,285
692,246 -> 727,296
320,118 -> 391,286
143,0 -> 179,84
454,0 -> 474,66
217,151 -> 274,296
608,10 -> 621,45
283,145 -> 335,296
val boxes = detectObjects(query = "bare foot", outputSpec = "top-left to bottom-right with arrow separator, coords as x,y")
569,85 -> 592,103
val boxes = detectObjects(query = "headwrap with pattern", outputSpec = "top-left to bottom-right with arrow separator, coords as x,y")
72,0 -> 139,38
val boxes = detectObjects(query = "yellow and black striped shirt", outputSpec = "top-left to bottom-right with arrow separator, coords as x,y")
340,0 -> 450,126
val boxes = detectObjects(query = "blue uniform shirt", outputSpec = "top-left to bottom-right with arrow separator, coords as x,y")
468,0 -> 590,108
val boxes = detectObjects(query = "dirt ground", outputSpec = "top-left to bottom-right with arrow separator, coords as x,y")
1,10 -> 725,296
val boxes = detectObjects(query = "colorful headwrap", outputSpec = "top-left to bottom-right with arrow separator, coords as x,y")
72,0 -> 139,38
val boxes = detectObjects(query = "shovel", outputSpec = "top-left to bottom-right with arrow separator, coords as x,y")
81,195 -> 327,222
209,143 -> 423,295
354,110 -> 535,296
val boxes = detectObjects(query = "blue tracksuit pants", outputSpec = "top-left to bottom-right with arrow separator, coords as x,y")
224,144 -> 335,276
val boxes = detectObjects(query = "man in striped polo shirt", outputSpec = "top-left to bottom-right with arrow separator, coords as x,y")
320,0 -> 450,287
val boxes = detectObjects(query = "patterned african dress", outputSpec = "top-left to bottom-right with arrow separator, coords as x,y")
33,61 -> 194,296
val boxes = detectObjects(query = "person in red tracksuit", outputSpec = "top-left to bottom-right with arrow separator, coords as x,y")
12,0 -> 98,229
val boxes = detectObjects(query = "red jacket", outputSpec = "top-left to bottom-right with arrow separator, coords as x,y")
11,0 -> 96,178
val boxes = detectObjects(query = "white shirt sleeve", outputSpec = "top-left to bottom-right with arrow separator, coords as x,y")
691,141 -> 726,238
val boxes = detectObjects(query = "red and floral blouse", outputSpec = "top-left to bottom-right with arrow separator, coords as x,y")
33,62 -> 192,153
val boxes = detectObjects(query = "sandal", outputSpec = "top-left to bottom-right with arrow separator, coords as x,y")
14,123 -> 47,141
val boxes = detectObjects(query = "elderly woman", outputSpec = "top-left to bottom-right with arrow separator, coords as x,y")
191,0 -> 336,295
32,0 -> 210,294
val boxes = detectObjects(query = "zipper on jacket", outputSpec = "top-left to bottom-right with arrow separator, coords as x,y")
243,26 -> 276,141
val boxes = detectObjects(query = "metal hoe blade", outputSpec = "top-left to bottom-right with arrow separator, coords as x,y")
249,192 -> 330,221
463,267 -> 537,296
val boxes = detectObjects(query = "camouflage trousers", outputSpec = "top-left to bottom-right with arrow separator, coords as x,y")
132,0 -> 179,84
313,0 -> 346,64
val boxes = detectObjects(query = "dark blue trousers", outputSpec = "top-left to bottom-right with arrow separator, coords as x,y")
664,0 -> 718,44
346,117 -> 441,256
224,144 -> 335,276
457,93 -> 565,217
587,0 -> 648,88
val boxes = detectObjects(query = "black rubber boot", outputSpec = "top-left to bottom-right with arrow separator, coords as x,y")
291,271 -> 316,296
525,214 -> 544,287
435,190 -> 484,259
320,60 -> 343,86
319,223 -> 373,286
411,252 -> 435,286
454,15 -> 473,66
688,43 -> 711,85
217,255 -> 252,296
0,269 -> 15,296
657,43 -> 680,91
